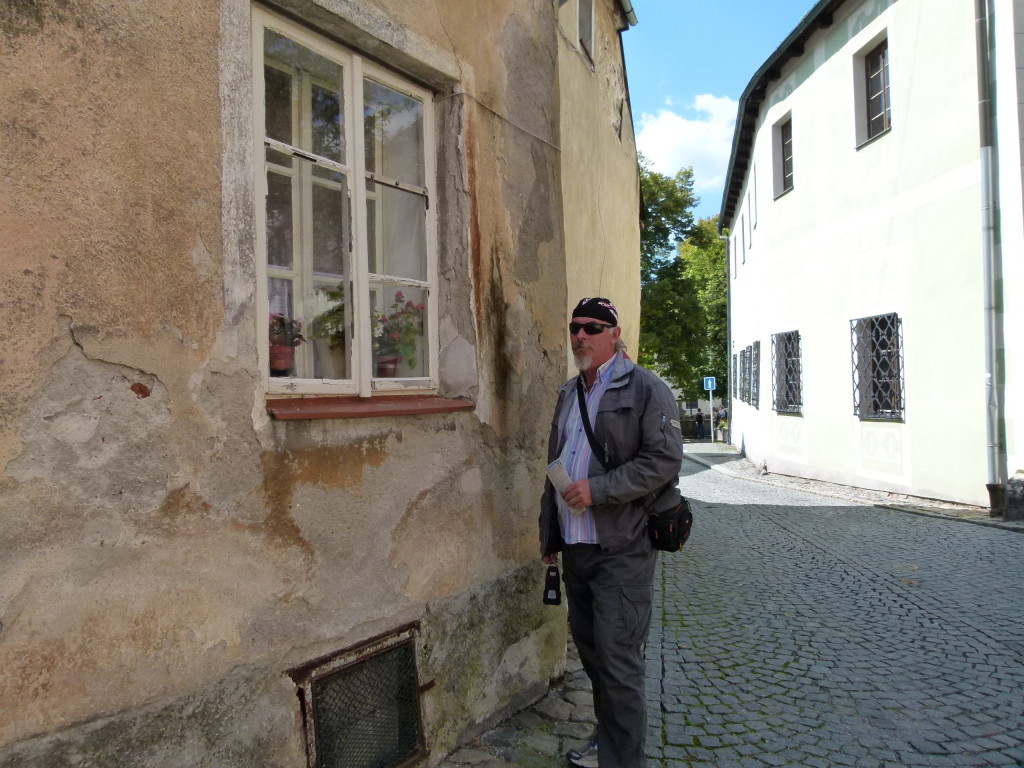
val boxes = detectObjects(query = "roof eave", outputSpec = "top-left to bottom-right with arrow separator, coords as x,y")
718,0 -> 847,231
617,0 -> 638,27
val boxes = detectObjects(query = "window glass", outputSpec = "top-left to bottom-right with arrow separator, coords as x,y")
265,64 -> 293,146
366,182 -> 427,281
312,178 -> 347,275
264,29 -> 345,163
370,284 -> 428,379
266,170 -> 294,269
363,78 -> 424,186
578,0 -> 594,57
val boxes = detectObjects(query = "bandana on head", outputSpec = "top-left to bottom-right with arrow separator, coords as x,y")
571,297 -> 618,326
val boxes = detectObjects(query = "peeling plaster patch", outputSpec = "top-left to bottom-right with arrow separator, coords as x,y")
439,332 -> 477,395
7,345 -> 173,513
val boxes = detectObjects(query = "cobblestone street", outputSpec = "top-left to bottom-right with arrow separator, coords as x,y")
443,447 -> 1024,767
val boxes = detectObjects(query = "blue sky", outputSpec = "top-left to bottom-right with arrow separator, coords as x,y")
623,0 -> 818,221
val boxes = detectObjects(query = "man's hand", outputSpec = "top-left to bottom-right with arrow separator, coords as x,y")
562,478 -> 593,510
542,553 -> 559,565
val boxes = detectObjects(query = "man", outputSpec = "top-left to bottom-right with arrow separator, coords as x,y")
540,298 -> 683,768
695,408 -> 705,439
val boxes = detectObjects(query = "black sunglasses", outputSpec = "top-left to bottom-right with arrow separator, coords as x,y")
569,321 -> 613,336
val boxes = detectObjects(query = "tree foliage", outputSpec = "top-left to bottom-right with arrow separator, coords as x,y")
679,217 -> 729,399
638,156 -> 696,283
636,156 -> 728,401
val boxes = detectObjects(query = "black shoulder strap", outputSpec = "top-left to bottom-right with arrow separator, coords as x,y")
575,375 -> 612,470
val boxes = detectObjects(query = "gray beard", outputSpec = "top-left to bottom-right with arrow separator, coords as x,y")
573,351 -> 592,372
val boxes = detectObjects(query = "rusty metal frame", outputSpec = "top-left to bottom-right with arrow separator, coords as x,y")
288,623 -> 427,768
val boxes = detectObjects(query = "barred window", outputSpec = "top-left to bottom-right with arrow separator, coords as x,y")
851,313 -> 904,420
750,341 -> 760,409
740,347 -> 751,404
772,331 -> 802,413
865,40 -> 891,140
741,350 -> 749,405
773,116 -> 793,197
731,354 -> 737,401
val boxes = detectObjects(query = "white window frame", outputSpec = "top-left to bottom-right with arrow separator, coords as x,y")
252,7 -> 439,398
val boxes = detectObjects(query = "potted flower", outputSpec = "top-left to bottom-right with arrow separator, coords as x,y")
717,420 -> 729,443
372,291 -> 424,377
268,313 -> 304,375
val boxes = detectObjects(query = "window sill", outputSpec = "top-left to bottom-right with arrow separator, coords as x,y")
266,395 -> 475,421
856,127 -> 891,151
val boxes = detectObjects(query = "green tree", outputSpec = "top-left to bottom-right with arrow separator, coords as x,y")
679,216 -> 729,400
636,157 -> 702,390
638,156 -> 696,283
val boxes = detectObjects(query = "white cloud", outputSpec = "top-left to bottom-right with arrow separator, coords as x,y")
636,94 -> 738,207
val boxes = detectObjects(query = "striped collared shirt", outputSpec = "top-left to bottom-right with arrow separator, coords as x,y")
557,353 -> 618,544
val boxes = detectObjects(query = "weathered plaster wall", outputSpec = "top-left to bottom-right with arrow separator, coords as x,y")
1,0 -> 599,765
558,0 -> 641,353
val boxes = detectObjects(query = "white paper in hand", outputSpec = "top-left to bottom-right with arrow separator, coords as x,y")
546,458 -> 584,513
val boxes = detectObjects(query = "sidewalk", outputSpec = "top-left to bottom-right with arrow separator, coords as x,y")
439,640 -> 594,768
682,438 -> 1024,533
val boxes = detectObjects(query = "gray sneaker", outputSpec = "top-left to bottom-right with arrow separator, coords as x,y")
566,740 -> 598,768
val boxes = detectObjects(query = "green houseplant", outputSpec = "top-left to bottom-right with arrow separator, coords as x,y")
310,282 -> 347,349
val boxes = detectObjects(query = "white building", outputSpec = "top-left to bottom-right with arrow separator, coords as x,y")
720,0 -> 1022,513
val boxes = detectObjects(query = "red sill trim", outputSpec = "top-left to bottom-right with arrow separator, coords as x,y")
266,395 -> 475,421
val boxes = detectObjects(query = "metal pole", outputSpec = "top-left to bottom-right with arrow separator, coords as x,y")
710,389 -> 715,443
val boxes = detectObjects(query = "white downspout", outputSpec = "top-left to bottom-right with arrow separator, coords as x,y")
975,0 -> 1006,515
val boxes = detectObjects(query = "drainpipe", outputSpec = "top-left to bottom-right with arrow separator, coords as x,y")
974,0 -> 1006,515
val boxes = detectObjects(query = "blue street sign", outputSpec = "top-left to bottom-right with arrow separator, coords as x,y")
704,376 -> 716,391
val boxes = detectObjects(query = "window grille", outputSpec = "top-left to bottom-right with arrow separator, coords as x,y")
851,312 -> 904,420
780,119 -> 793,192
290,627 -> 424,768
733,354 -> 741,403
739,347 -> 751,404
741,348 -> 757,405
865,40 -> 891,139
771,331 -> 802,413
750,341 -> 760,409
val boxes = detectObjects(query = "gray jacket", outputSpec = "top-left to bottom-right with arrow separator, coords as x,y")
539,353 -> 684,555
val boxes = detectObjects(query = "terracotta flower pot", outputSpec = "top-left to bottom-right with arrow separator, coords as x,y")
269,344 -> 295,374
375,356 -> 400,378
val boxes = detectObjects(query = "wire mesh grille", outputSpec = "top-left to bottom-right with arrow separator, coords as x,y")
312,641 -> 422,768
851,313 -> 904,420
772,331 -> 802,413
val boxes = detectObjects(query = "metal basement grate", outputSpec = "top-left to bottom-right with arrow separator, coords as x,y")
290,626 -> 424,768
